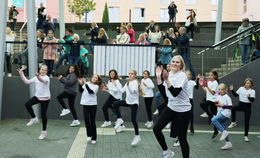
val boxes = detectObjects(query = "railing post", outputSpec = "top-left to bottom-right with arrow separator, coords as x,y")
202,52 -> 204,76
226,47 -> 229,74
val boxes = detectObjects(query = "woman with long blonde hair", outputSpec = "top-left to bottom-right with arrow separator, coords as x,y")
96,28 -> 108,44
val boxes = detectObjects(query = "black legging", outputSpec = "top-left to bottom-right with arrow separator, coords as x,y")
189,99 -> 194,130
200,100 -> 218,133
144,97 -> 154,121
186,23 -> 195,39
231,102 -> 251,136
83,105 -> 97,140
5,55 -> 12,73
56,91 -> 78,120
25,96 -> 50,131
113,100 -> 139,135
153,107 -> 190,158
102,95 -> 118,121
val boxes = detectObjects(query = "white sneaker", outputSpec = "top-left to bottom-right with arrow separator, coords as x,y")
200,112 -> 208,118
38,131 -> 47,140
228,122 -> 237,129
101,121 -> 112,128
91,140 -> 96,144
115,125 -> 125,133
144,121 -> 149,126
165,123 -> 171,129
131,135 -> 141,146
244,136 -> 249,142
60,109 -> 70,116
221,142 -> 232,150
189,38 -> 193,42
26,117 -> 39,126
220,130 -> 229,141
114,118 -> 124,129
147,121 -> 153,128
153,109 -> 159,115
173,140 -> 180,147
70,120 -> 80,127
162,150 -> 175,158
20,65 -> 27,71
87,137 -> 92,142
7,73 -> 12,77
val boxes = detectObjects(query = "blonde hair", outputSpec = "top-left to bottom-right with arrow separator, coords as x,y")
73,33 -> 80,40
127,23 -> 133,30
244,78 -> 254,88
170,55 -> 186,71
98,28 -> 109,39
163,38 -> 172,46
218,83 -> 228,93
129,70 -> 145,96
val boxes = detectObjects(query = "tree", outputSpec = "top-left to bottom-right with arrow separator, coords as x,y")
67,0 -> 96,22
102,2 -> 109,23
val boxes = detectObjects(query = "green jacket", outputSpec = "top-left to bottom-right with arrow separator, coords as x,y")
80,47 -> 89,68
61,35 -> 73,54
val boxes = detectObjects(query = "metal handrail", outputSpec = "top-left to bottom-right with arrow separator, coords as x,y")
19,20 -> 27,51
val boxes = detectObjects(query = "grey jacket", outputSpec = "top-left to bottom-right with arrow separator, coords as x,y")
60,73 -> 78,95
237,23 -> 253,45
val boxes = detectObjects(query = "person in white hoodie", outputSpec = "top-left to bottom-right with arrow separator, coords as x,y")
101,69 -> 123,128
115,26 -> 130,44
5,27 -> 15,77
148,25 -> 162,46
141,70 -> 155,128
17,65 -> 50,140
113,70 -> 141,146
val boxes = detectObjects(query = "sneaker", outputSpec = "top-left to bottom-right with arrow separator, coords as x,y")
38,131 -> 47,140
244,136 -> 249,142
190,127 -> 194,134
212,131 -> 219,139
189,38 -> 193,42
70,120 -> 80,127
20,65 -> 27,71
60,109 -> 70,116
153,109 -> 159,115
162,150 -> 175,158
165,123 -> 171,129
101,121 -> 112,128
26,117 -> 39,126
173,140 -> 180,147
144,121 -> 149,126
115,125 -> 125,133
147,121 -> 153,128
221,142 -> 232,150
228,122 -> 237,129
131,135 -> 141,146
7,73 -> 12,77
114,118 -> 124,129
91,140 -> 96,144
87,137 -> 92,142
220,130 -> 229,141
200,112 -> 208,118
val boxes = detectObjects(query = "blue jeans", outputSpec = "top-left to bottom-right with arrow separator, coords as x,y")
155,91 -> 161,106
55,54 -> 68,69
69,56 -> 79,65
239,44 -> 252,65
89,40 -> 95,54
181,52 -> 196,79
211,113 -> 230,141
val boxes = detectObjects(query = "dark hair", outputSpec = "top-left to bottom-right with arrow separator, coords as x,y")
66,65 -> 80,77
109,69 -> 119,81
211,71 -> 219,83
92,74 -> 104,89
66,28 -> 73,34
143,70 -> 150,76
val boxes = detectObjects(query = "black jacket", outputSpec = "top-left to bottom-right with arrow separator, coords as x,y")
65,40 -> 86,57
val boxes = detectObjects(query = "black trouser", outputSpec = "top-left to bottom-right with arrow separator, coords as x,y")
25,96 -> 50,131
189,99 -> 194,130
5,54 -> 12,73
169,14 -> 176,23
10,19 -> 17,31
113,100 -> 139,135
102,95 -> 118,121
153,107 -> 190,158
144,97 -> 154,121
83,105 -> 97,140
44,60 -> 54,76
231,102 -> 252,136
57,91 -> 78,120
186,23 -> 195,39
200,100 -> 218,133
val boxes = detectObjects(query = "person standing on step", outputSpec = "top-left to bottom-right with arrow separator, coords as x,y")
85,22 -> 99,54
141,70 -> 155,128
5,27 -> 15,77
113,70 -> 142,146
100,70 -> 123,128
185,9 -> 197,42
212,83 -> 233,150
153,55 -> 191,158
168,1 -> 178,23
17,65 -> 50,140
56,65 -> 80,127
78,74 -> 103,144
37,3 -> 46,30
199,71 -> 220,139
228,78 -> 255,142
8,5 -> 19,31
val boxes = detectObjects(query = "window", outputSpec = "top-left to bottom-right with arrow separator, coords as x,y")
211,10 -> 217,21
160,8 -> 169,22
134,0 -> 145,3
109,0 -> 119,2
185,0 -> 196,5
84,11 -> 93,23
134,8 -> 145,22
108,7 -> 120,22
160,0 -> 170,4
211,0 -> 218,6
243,0 -> 247,13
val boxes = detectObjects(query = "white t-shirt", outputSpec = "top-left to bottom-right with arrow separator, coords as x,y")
217,94 -> 232,118
80,82 -> 99,106
165,71 -> 191,112
141,78 -> 155,98
106,80 -> 123,100
122,79 -> 139,105
236,87 -> 256,103
206,80 -> 218,102
187,80 -> 196,99
30,76 -> 50,98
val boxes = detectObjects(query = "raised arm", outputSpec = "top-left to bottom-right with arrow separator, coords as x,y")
18,70 -> 34,85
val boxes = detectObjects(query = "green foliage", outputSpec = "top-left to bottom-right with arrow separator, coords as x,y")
102,2 -> 109,23
68,0 -> 96,22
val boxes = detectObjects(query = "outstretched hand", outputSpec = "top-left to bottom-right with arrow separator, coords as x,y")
162,69 -> 169,80
229,84 -> 234,91
155,66 -> 163,78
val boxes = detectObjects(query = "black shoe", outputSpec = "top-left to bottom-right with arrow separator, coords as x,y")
190,128 -> 194,134
211,132 -> 219,139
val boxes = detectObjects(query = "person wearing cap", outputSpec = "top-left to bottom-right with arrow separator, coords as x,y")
237,18 -> 253,65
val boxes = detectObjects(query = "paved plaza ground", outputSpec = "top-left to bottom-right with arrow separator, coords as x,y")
0,119 -> 260,158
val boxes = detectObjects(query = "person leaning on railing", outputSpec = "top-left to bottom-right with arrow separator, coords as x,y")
94,28 -> 108,44
156,38 -> 173,69
115,26 -> 130,44
85,22 -> 99,54
5,27 -> 15,77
